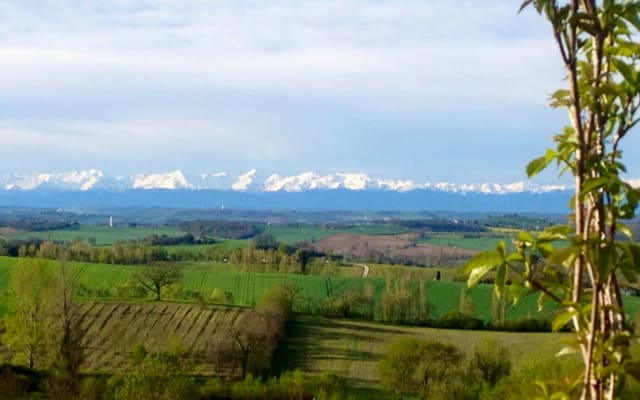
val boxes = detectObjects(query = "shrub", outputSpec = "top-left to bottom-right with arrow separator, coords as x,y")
438,311 -> 485,330
210,288 -> 234,305
468,338 -> 511,388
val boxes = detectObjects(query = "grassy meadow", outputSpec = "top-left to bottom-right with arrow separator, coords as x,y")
1,225 -> 185,245
2,256 -> 640,324
420,232 -> 517,252
281,316 -> 583,398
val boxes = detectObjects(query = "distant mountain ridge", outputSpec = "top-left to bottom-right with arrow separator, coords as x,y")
0,169 -> 570,195
0,187 -> 573,213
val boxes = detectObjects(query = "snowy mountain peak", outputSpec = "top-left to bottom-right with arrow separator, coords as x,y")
0,169 -> 581,194
1,169 -> 106,191
232,169 -> 257,191
133,170 -> 193,190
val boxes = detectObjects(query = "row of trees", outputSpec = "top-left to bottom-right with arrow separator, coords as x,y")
10,235 -> 323,271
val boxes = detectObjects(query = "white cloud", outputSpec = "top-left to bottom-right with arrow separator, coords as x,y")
0,1 -> 558,111
5,1 -> 637,182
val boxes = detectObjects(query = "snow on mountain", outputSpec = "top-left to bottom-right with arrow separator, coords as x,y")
336,173 -> 371,190
132,170 -> 193,190
1,169 -> 106,191
264,172 -> 338,192
0,169 -> 574,194
193,171 -> 234,190
231,169 -> 257,191
422,180 -> 567,194
263,172 -> 418,192
375,179 -> 416,192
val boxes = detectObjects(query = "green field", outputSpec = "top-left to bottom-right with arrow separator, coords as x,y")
282,316 -> 581,398
0,300 -> 601,398
420,232 -> 517,252
2,257 -> 640,323
163,239 -> 249,255
2,225 -> 185,245
264,225 -> 338,244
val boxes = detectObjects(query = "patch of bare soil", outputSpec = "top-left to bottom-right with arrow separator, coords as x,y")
0,227 -> 22,235
311,233 -> 476,265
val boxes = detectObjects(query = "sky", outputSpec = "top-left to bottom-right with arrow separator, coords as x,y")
1,0 -> 638,185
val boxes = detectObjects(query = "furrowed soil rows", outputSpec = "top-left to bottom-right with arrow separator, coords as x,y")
69,301 -> 247,374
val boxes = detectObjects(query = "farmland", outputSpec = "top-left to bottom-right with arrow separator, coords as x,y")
2,212 -> 640,398
0,300 -> 602,397
1,225 -> 185,245
281,316 -> 581,398
311,233 -> 478,266
2,256 -> 640,324
420,232 -> 517,252
68,301 -> 243,375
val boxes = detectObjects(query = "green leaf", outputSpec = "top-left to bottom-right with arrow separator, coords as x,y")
518,230 -> 534,245
495,240 -> 508,258
612,59 -> 637,87
618,223 -> 634,239
494,262 -> 507,299
509,282 -> 525,305
465,251 -> 501,288
537,242 -> 555,258
548,246 -> 577,267
556,346 -> 579,357
537,292 -> 548,312
581,177 -> 610,198
526,149 -> 556,178
552,309 -> 577,332
538,226 -> 571,242
518,0 -> 535,13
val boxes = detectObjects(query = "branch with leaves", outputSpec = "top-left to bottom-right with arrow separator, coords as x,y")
466,1 -> 640,399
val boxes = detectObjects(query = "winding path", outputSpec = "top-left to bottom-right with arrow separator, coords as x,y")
347,263 -> 370,278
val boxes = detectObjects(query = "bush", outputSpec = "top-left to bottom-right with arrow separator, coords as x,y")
468,338 -> 511,388
438,311 -> 485,330
0,364 -> 40,399
210,288 -> 234,305
499,318 -> 551,332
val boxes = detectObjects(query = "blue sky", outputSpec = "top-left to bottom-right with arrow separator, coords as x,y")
1,0 -> 638,185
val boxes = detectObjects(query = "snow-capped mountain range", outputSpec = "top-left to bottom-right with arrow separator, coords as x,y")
0,169 -> 572,194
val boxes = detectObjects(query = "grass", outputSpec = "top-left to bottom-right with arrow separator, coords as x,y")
1,256 -> 639,323
420,232 -> 516,252
163,239 -> 249,255
0,299 -> 601,397
346,224 -> 410,236
280,316 -> 581,398
3,225 -> 185,245
264,225 -> 338,244
366,263 -> 461,281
